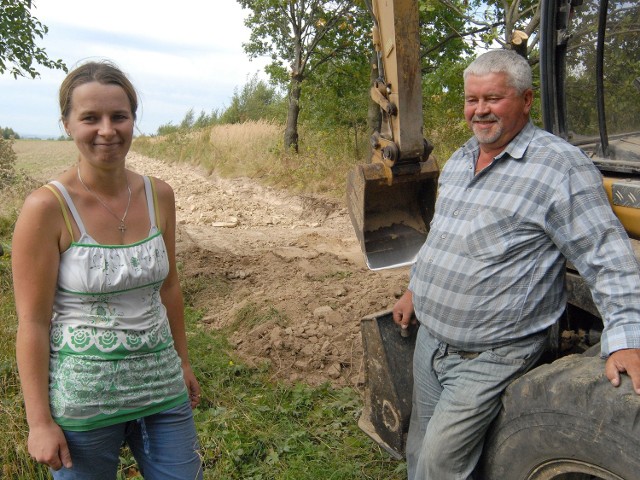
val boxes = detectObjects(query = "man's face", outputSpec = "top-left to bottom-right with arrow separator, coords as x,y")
464,72 -> 533,152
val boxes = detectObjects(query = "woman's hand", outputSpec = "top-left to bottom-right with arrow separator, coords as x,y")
183,363 -> 201,408
28,421 -> 72,471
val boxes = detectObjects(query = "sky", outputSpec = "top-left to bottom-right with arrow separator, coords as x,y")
0,0 -> 271,138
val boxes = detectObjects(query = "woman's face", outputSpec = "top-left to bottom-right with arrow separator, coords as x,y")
63,81 -> 134,168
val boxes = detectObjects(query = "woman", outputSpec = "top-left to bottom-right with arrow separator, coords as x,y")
12,60 -> 203,479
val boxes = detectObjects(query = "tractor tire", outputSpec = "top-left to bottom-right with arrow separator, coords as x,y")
478,354 -> 640,480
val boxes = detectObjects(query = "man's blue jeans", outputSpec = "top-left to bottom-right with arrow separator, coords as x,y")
52,401 -> 202,480
406,326 -> 547,480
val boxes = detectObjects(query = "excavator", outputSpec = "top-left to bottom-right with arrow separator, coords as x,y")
347,0 -> 640,478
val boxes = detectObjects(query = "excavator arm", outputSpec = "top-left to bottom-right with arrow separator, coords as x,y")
346,0 -> 437,458
347,0 -> 438,270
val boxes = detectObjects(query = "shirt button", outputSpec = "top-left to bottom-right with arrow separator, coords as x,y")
440,234 -> 447,239
453,210 -> 459,216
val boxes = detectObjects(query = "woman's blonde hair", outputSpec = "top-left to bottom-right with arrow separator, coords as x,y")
59,60 -> 138,121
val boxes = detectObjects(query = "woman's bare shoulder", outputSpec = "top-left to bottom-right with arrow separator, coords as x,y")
21,184 -> 65,215
146,175 -> 175,202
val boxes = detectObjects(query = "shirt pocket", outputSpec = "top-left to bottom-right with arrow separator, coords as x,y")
461,208 -> 520,262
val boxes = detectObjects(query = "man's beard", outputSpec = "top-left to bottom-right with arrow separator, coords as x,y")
472,114 -> 502,144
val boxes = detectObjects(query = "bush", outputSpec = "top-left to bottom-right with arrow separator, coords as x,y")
0,137 -> 17,187
2,126 -> 20,140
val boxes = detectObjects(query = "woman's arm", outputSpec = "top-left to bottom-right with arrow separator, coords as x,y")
154,178 -> 201,408
12,187 -> 72,470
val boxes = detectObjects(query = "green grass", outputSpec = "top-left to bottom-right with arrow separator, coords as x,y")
190,310 -> 405,479
0,215 -> 46,479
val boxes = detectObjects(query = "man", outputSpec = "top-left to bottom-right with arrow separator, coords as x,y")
392,49 -> 640,480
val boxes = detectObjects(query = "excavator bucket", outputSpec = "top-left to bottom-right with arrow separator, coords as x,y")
347,158 -> 438,270
358,310 -> 416,459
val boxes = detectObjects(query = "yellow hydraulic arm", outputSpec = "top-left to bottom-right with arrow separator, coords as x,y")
347,0 -> 439,270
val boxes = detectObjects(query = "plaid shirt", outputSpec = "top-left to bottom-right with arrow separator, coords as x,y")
409,121 -> 640,355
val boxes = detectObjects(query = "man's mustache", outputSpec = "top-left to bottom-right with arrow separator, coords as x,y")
472,114 -> 499,122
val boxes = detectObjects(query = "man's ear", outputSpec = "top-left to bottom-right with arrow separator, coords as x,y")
523,89 -> 533,115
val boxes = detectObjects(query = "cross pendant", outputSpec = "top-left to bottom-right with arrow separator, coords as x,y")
119,222 -> 127,233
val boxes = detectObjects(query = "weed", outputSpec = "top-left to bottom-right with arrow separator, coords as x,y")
181,273 -> 231,306
0,137 -> 17,186
232,302 -> 289,331
311,270 -> 353,282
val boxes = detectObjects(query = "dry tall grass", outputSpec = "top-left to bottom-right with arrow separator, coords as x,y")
133,120 -> 368,199
205,120 -> 281,176
1,140 -> 55,218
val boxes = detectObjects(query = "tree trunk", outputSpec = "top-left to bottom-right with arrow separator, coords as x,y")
284,76 -> 302,153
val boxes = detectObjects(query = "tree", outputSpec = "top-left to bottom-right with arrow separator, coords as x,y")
220,73 -> 286,124
300,51 -> 372,157
238,0 -> 369,152
0,0 -> 66,78
431,0 -> 543,61
1,126 -> 20,139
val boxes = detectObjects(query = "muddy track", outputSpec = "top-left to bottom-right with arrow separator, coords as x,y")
127,152 -> 410,387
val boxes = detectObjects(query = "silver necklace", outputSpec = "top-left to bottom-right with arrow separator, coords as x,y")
77,166 -> 132,233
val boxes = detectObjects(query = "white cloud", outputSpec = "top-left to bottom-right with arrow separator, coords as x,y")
0,0 -> 270,137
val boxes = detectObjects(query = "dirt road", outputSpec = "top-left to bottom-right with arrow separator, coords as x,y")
127,152 -> 411,387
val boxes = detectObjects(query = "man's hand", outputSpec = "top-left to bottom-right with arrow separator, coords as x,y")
605,348 -> 640,394
392,290 -> 416,331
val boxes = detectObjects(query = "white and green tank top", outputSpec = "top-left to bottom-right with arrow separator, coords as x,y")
46,176 -> 187,431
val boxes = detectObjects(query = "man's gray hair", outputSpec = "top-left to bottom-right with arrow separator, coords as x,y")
464,50 -> 532,94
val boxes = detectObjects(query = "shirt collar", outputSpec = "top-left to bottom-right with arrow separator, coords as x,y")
497,120 -> 536,161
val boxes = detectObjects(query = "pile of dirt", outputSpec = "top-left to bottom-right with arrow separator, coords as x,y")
128,152 -> 411,387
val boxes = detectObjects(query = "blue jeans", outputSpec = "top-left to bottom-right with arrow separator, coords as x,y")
406,326 -> 547,480
52,401 -> 203,480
